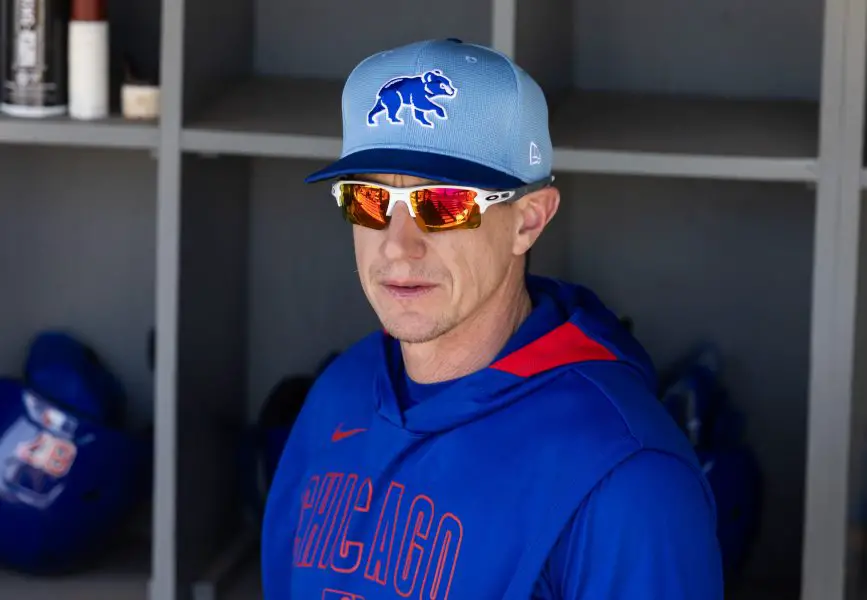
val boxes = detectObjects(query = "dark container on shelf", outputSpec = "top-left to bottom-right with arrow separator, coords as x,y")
0,0 -> 69,117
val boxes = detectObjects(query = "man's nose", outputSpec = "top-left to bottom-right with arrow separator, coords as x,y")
382,202 -> 425,260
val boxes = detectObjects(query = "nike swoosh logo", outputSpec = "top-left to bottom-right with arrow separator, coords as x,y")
331,424 -> 367,442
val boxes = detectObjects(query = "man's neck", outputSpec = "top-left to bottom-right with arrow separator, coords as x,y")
400,276 -> 532,384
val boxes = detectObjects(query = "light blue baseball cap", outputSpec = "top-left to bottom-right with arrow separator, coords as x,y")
305,38 -> 553,190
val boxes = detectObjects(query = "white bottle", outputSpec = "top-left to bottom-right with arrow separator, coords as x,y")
68,0 -> 108,120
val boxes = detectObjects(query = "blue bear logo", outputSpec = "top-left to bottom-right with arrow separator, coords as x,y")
367,69 -> 457,128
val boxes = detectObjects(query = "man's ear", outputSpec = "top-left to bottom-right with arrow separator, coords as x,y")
513,186 -> 560,256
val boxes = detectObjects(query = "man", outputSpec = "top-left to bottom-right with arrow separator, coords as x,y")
262,38 -> 723,599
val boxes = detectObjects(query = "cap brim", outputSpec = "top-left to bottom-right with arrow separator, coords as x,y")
304,148 -> 526,189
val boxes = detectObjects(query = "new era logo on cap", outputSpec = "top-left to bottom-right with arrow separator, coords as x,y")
305,39 -> 553,191
530,142 -> 542,165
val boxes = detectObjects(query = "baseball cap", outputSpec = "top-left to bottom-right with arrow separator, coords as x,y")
305,38 -> 553,190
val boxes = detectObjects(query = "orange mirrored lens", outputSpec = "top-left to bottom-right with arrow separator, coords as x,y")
341,184 -> 389,229
411,188 -> 481,231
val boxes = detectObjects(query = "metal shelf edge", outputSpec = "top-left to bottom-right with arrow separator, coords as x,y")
181,129 -> 343,160
553,149 -> 819,183
0,121 -> 159,150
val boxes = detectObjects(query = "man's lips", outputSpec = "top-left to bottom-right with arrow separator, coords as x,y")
380,280 -> 437,299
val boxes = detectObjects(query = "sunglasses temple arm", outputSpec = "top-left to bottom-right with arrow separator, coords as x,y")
526,175 -> 554,194
505,176 -> 555,204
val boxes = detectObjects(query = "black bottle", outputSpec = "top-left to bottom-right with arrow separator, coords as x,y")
1,0 -> 69,117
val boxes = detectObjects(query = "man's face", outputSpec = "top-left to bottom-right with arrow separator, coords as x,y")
352,173 -> 521,344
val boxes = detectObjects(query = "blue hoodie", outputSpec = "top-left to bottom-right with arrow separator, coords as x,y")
262,275 -> 724,599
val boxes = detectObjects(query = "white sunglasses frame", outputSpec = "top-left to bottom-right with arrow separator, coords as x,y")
331,176 -> 555,226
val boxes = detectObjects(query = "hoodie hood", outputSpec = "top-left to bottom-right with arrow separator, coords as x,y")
373,274 -> 658,434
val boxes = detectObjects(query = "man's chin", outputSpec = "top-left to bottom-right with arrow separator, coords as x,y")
379,314 -> 445,344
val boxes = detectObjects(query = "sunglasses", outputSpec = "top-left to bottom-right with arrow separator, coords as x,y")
331,176 -> 554,232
